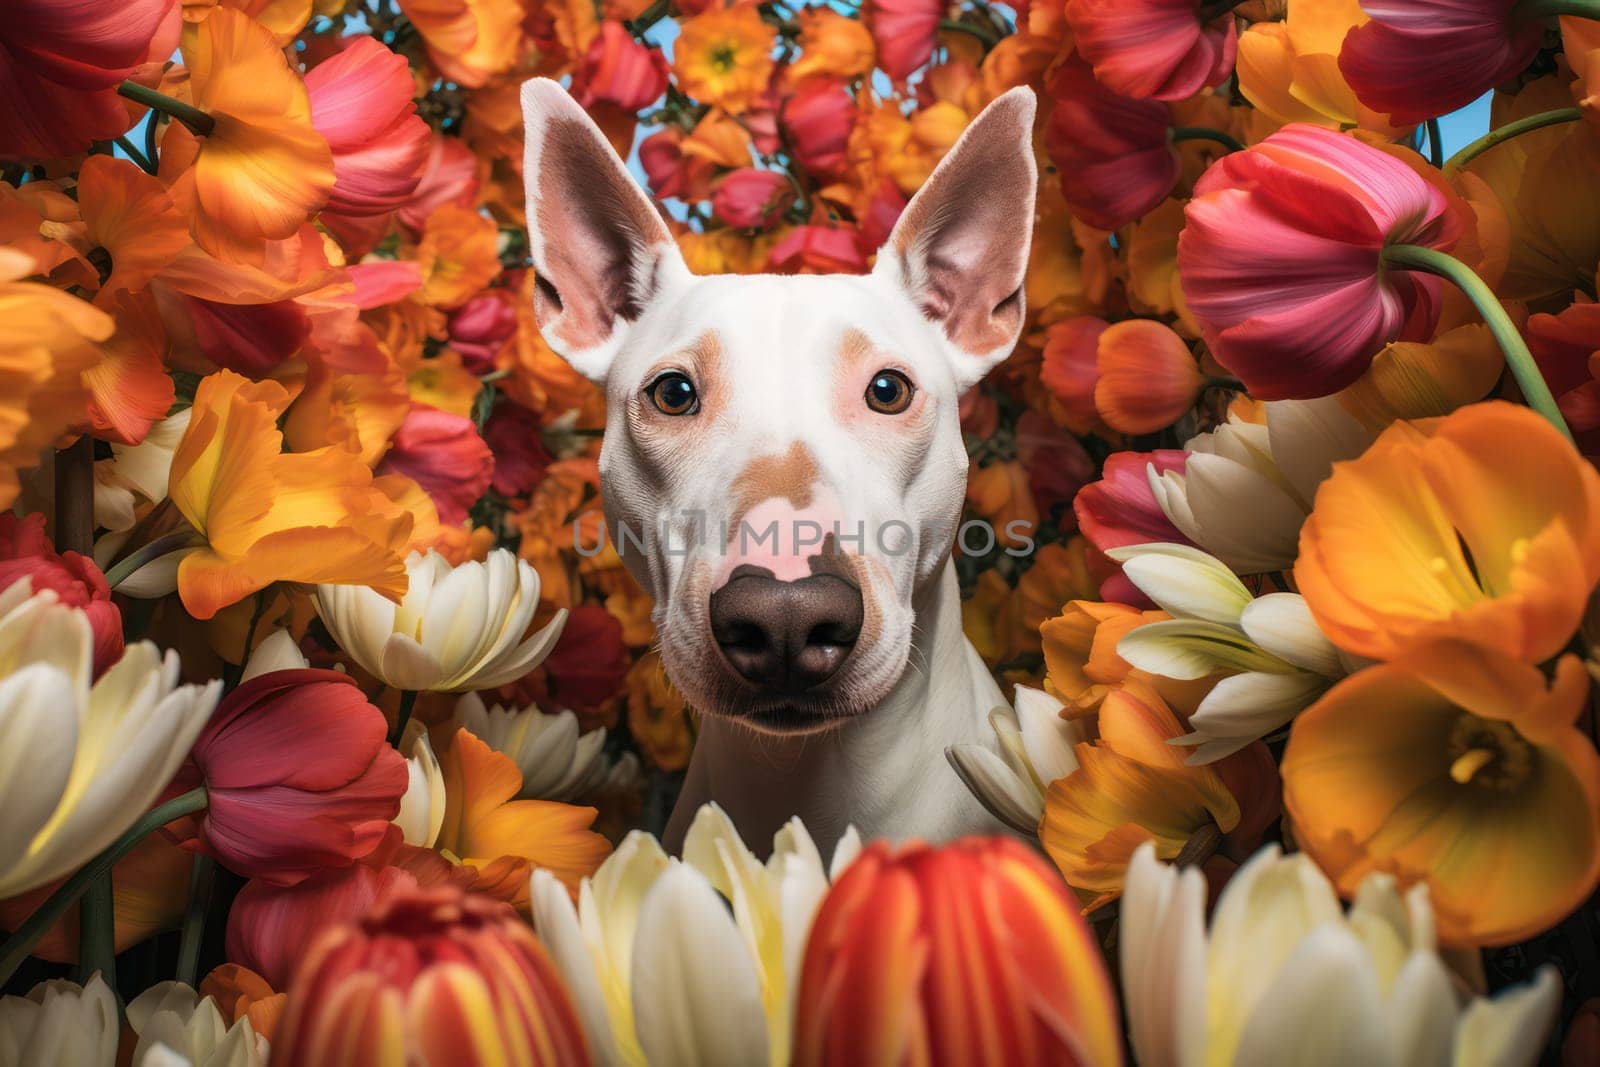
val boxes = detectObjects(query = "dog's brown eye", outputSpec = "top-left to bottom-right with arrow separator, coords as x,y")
647,372 -> 699,416
865,370 -> 914,414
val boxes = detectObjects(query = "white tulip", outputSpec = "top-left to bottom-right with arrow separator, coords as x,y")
1121,842 -> 1560,1067
126,982 -> 267,1067
946,686 -> 1093,832
393,726 -> 446,848
1146,398 -> 1372,574
0,583 -> 222,898
530,803 -> 857,1067
0,974 -> 118,1067
314,549 -> 566,693
454,691 -> 639,802
1110,544 -> 1344,763
237,628 -> 310,681
93,408 -> 193,535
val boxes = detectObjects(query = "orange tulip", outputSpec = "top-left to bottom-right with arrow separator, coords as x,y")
167,7 -> 335,259
1040,682 -> 1240,908
1040,600 -> 1170,714
435,728 -> 611,904
1282,641 -> 1600,946
273,885 -> 592,1066
1296,401 -> 1600,664
0,252 -> 111,508
168,369 -> 414,619
1093,319 -> 1204,434
399,0 -> 525,89
792,837 -> 1123,1067
673,6 -> 777,115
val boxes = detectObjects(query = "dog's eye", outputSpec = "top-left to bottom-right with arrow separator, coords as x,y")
646,372 -> 699,416
865,370 -> 914,415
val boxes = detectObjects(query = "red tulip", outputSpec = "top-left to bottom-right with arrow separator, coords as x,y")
377,405 -> 496,526
0,513 -> 122,675
1177,124 -> 1462,399
1066,0 -> 1237,101
782,79 -> 856,179
793,837 -> 1123,1067
1074,450 -> 1192,555
1528,300 -> 1600,456
577,20 -> 669,112
856,177 -> 908,252
1041,316 -> 1108,430
639,128 -> 693,200
167,670 -> 408,886
767,225 -> 869,274
448,290 -> 520,375
227,863 -> 421,990
869,0 -> 943,80
1045,54 -> 1178,231
712,168 -> 794,228
540,604 -> 629,710
274,886 -> 591,1066
0,0 -> 177,159
1339,0 -> 1546,125
306,36 -> 432,217
178,296 -> 310,379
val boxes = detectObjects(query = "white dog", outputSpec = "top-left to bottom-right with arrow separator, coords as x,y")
519,78 -> 1037,856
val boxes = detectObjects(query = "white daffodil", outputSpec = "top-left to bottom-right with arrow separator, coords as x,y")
1108,543 -> 1346,763
945,686 -> 1093,833
393,724 -> 446,848
93,408 -> 193,535
314,548 -> 566,693
126,982 -> 267,1067
1146,397 -> 1372,574
0,582 -> 222,898
0,974 -> 118,1067
530,802 -> 859,1067
1121,842 -> 1560,1067
454,692 -> 640,802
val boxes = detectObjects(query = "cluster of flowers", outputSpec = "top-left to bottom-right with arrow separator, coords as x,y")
2,0 -> 1600,1062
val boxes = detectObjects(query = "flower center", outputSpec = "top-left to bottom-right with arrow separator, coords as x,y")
711,45 -> 739,73
1445,713 -> 1533,792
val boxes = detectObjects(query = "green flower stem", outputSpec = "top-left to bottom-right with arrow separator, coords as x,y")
939,18 -> 999,48
1171,126 -> 1246,153
175,854 -> 216,989
114,135 -> 156,175
76,874 -> 116,1001
104,528 -> 205,590
117,81 -> 214,138
1381,244 -> 1573,440
0,788 -> 208,986
1517,0 -> 1600,21
1442,107 -> 1583,173
1423,118 -> 1443,169
389,689 -> 419,748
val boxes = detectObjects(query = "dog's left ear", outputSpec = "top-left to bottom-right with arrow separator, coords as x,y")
520,77 -> 689,382
875,87 -> 1038,389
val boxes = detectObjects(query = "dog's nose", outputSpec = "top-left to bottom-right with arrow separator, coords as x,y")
709,568 -> 864,692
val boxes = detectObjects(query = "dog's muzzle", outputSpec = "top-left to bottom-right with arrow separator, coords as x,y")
708,565 -> 863,694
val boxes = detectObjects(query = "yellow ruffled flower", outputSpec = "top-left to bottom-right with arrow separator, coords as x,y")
674,6 -> 778,115
168,370 -> 415,620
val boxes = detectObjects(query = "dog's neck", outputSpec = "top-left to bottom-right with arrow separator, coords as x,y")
663,557 -> 1007,858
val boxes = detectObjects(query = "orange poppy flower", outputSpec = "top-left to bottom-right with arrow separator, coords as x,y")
1282,641 -> 1600,946
76,155 -> 191,300
435,727 -> 611,903
0,253 -> 111,508
168,369 -> 415,619
1296,401 -> 1600,664
673,6 -> 777,115
788,7 -> 875,82
83,291 -> 176,446
1039,681 -> 1241,909
167,7 -> 335,259
415,204 -> 503,310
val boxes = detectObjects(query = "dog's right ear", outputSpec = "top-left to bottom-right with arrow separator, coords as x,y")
520,78 -> 688,382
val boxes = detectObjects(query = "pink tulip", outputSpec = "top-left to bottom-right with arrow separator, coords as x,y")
767,225 -> 869,274
1339,0 -> 1545,125
782,79 -> 856,179
306,36 -> 432,217
869,0 -> 943,80
377,405 -> 495,525
712,168 -> 794,229
398,134 -> 480,233
1177,124 -> 1462,399
448,290 -> 520,375
1045,54 -> 1178,231
1066,0 -> 1238,101
167,670 -> 409,886
1075,450 -> 1193,605
0,513 -> 122,676
577,20 -> 669,112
